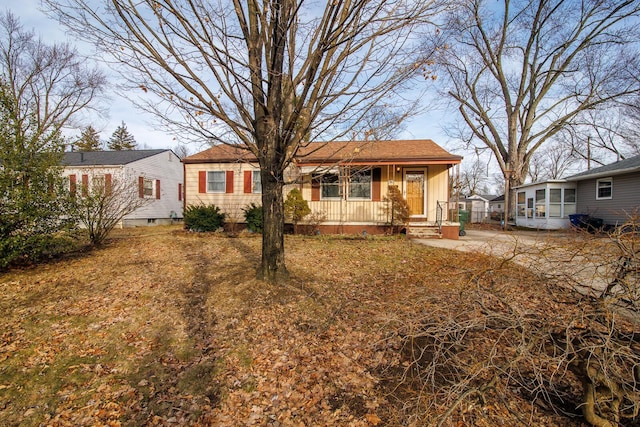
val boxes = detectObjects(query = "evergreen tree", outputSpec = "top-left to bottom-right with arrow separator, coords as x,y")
0,79 -> 77,268
284,188 -> 310,234
0,12 -> 105,268
74,125 -> 102,151
107,121 -> 137,150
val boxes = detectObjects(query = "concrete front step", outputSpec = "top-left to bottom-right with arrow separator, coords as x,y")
406,225 -> 442,239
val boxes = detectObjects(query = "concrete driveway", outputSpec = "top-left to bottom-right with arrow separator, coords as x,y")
415,228 -> 612,296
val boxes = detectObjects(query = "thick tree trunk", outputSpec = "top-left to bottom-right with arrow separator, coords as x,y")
259,168 -> 288,283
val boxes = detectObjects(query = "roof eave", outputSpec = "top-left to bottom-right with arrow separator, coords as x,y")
565,166 -> 640,181
296,158 -> 462,166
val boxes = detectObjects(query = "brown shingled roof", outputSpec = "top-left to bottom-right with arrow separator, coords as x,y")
181,144 -> 256,164
296,140 -> 461,165
182,139 -> 461,165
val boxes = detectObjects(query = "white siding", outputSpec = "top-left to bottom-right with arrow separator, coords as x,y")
64,150 -> 184,226
125,151 -> 184,221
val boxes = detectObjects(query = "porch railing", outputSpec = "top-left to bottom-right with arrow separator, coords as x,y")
307,199 -> 387,223
436,200 -> 445,233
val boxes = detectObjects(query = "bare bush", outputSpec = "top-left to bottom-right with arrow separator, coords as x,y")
76,172 -> 152,245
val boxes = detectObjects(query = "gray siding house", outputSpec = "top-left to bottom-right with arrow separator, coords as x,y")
565,154 -> 640,227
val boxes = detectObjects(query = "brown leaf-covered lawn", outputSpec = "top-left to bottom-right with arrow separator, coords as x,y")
0,226 -> 589,426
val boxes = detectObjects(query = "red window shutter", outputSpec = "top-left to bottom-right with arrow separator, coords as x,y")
105,174 -> 112,195
244,171 -> 252,193
372,168 -> 382,202
82,174 -> 89,197
198,171 -> 206,193
69,174 -> 77,195
139,176 -> 144,198
311,176 -> 320,201
156,180 -> 161,199
226,170 -> 234,193
178,183 -> 183,201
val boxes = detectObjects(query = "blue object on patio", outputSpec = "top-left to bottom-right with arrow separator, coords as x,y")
569,214 -> 589,228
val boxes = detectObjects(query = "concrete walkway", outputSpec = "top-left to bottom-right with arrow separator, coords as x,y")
415,228 -> 612,296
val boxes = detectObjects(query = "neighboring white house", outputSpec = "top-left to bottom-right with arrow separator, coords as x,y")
462,194 -> 495,223
489,195 -> 505,220
513,180 -> 577,229
62,150 -> 184,227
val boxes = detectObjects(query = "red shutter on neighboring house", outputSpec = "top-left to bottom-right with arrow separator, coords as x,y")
372,168 -> 381,202
244,171 -> 252,193
198,171 -> 206,193
105,174 -> 112,195
156,180 -> 161,199
69,174 -> 77,195
226,170 -> 234,193
311,176 -> 320,201
178,183 -> 183,201
138,176 -> 144,198
82,174 -> 89,197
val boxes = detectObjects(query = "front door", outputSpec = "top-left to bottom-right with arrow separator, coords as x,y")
404,169 -> 426,217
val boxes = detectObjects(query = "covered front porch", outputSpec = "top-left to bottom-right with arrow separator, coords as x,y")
296,163 -> 460,238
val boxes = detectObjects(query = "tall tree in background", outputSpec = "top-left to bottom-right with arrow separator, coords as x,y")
0,12 -> 106,267
75,125 -> 102,151
45,0 -> 446,282
458,155 -> 491,197
431,0 -> 640,221
107,121 -> 137,150
527,142 -> 578,182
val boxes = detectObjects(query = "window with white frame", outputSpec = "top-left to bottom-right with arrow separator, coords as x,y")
596,178 -> 612,200
207,171 -> 225,193
143,178 -> 154,197
93,175 -> 106,193
252,170 -> 262,193
549,188 -> 561,217
535,189 -> 546,217
320,173 -> 340,199
348,169 -> 372,199
564,188 -> 576,215
517,192 -> 526,217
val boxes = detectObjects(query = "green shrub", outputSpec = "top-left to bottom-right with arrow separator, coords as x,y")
0,233 -> 80,270
284,188 -> 311,234
184,204 -> 225,232
243,203 -> 263,233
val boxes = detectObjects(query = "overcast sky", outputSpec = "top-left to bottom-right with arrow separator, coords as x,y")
3,0 -> 454,155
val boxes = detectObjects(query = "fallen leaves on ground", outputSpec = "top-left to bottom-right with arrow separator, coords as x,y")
0,226 -> 596,426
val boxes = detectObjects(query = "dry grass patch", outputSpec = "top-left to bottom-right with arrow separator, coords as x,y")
1,226 -> 635,426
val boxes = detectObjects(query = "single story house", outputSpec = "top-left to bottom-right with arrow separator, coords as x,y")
63,149 -> 184,226
564,154 -> 640,227
182,140 -> 463,238
514,180 -> 577,229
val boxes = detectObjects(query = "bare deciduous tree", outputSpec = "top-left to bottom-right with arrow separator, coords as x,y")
528,141 -> 578,181
76,171 -> 153,245
430,0 -> 640,222
44,0 -> 446,282
0,11 -> 106,147
458,154 -> 491,197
